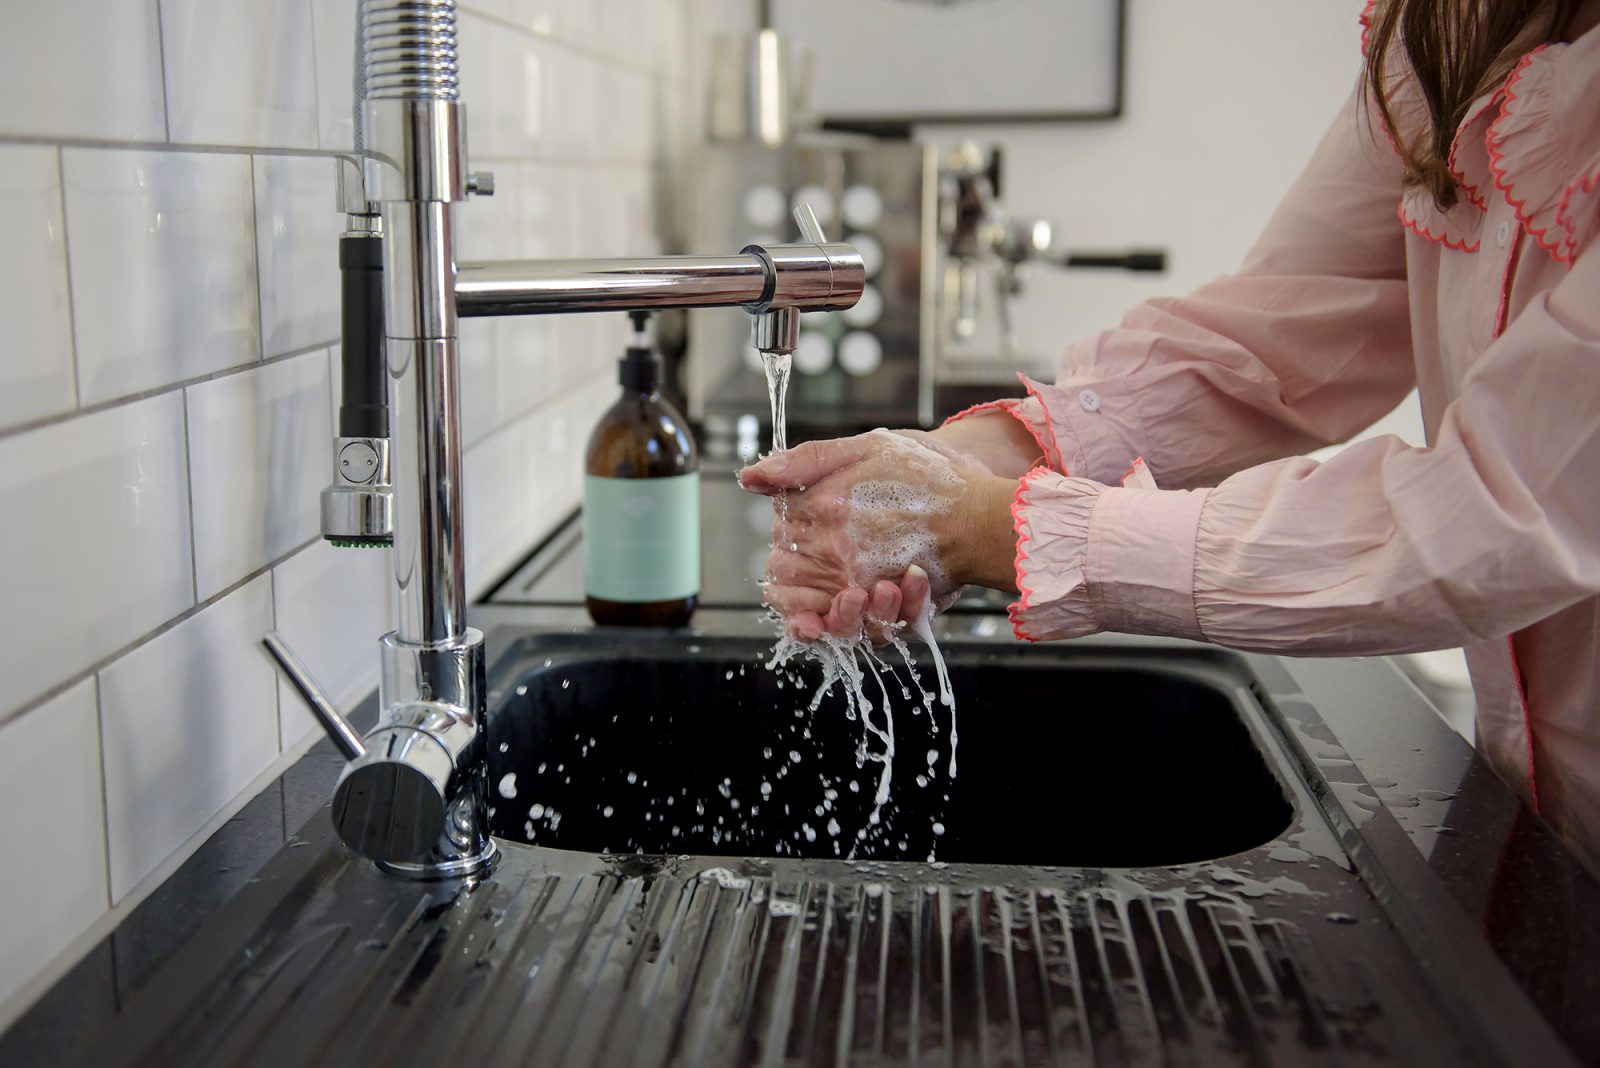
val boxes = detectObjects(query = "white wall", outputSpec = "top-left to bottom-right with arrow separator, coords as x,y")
0,0 -> 715,1028
919,0 -> 1366,360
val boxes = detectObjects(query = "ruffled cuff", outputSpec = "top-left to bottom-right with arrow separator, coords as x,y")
1008,468 -> 1100,642
1008,469 -> 1211,644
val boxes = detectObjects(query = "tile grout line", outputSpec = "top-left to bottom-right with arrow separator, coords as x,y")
179,389 -> 200,605
305,0 -> 326,153
91,675 -> 115,912
0,532 -> 326,735
246,154 -> 268,363
0,339 -> 337,444
0,135 -> 360,160
268,539 -> 284,760
54,146 -> 84,412
154,0 -> 173,144
0,133 -> 677,172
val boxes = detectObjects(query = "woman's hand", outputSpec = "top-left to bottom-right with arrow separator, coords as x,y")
739,428 -> 1021,641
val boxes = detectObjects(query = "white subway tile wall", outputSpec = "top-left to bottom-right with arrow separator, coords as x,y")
186,350 -> 333,600
0,2 -> 167,143
98,575 -> 281,902
0,680 -> 108,1014
271,539 -> 396,750
0,146 -> 76,431
63,148 -> 261,405
0,393 -> 195,718
0,0 -> 727,1029
253,156 -> 344,358
160,0 -> 321,150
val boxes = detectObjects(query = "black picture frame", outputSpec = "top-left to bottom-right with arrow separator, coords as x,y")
766,0 -> 1127,130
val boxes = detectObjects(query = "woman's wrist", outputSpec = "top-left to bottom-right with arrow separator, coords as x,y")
927,411 -> 1044,479
942,474 -> 1021,593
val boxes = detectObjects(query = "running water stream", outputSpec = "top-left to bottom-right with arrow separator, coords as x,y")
761,352 -> 791,454
757,354 -> 958,855
761,352 -> 795,542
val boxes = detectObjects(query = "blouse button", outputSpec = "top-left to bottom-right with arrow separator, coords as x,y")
1497,220 -> 1511,249
1078,389 -> 1101,413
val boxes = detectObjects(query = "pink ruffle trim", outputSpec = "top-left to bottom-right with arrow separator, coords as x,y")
1006,469 -> 1101,643
1508,634 -> 1543,815
1397,190 -> 1481,253
940,399 -> 1013,427
1007,467 -> 1048,643
1446,88 -> 1503,213
1486,43 -> 1600,265
1361,0 -> 1486,251
1017,374 -> 1067,473
1360,2 -> 1600,263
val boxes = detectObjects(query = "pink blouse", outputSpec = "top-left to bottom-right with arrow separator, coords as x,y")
954,8 -> 1600,872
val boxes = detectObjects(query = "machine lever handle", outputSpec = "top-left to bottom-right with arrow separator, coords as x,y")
262,631 -> 366,761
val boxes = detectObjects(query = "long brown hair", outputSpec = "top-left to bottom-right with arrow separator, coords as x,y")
1364,0 -> 1579,209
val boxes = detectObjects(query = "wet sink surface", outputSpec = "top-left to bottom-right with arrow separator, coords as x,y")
486,631 -> 1293,867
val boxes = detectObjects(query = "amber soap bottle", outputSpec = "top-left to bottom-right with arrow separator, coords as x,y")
583,311 -> 700,626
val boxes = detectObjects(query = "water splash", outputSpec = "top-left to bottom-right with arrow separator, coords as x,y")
766,610 -> 957,857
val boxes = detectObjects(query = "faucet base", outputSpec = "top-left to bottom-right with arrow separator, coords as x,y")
328,629 -> 495,877
376,838 -> 498,881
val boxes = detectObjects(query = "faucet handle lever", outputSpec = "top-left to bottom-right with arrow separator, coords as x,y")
792,202 -> 828,245
262,631 -> 366,761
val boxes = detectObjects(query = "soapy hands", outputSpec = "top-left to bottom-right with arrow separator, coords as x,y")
740,427 -> 1024,642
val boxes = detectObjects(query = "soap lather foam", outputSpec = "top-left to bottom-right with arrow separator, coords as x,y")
843,430 -> 965,600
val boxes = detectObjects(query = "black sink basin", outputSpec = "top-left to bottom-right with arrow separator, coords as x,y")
485,631 -> 1292,867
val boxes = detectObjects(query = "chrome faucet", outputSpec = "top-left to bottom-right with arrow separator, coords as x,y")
264,0 -> 862,879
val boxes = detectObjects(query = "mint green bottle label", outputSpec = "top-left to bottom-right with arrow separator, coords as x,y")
583,473 -> 700,602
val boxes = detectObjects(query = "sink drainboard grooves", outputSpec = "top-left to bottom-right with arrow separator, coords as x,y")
121,865 -> 1418,1066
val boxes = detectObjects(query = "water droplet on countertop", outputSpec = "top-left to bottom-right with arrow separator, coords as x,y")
498,773 -> 517,798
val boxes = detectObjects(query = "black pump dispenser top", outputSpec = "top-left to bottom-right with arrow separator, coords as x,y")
619,309 -> 662,391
